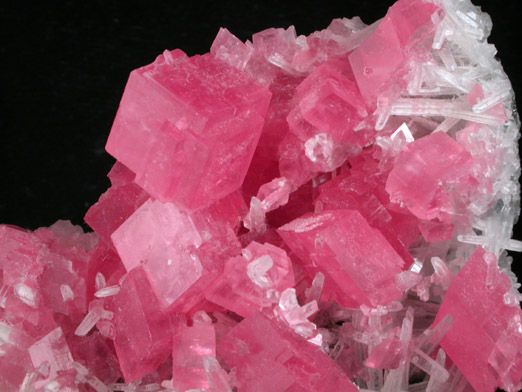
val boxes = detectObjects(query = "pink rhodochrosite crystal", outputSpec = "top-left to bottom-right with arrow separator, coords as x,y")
105,51 -> 271,211
385,131 -> 476,222
108,267 -> 176,382
433,247 -> 522,391
205,241 -> 295,317
349,0 -> 439,104
218,311 -> 358,392
1,0 -> 522,391
171,316 -> 216,391
277,209 -> 405,307
28,327 -> 74,383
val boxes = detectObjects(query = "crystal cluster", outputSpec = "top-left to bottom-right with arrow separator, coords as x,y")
1,0 -> 521,391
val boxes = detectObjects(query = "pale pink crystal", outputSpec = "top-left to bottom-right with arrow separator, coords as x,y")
171,322 -> 216,391
1,225 -> 46,290
111,198 -> 241,311
28,327 -> 74,381
385,131 -> 476,222
293,63 -> 368,145
349,0 -> 439,104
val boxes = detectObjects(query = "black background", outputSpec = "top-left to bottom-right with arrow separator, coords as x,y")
1,1 -> 521,277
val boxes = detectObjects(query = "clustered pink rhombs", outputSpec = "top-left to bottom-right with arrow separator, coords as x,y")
1,0 -> 521,391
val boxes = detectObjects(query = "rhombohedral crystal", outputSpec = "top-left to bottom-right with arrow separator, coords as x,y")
1,0 -> 521,391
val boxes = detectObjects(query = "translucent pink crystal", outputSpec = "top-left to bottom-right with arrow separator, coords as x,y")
28,327 -> 74,381
171,322 -> 216,391
365,336 -> 403,369
349,0 -> 439,104
385,131 -> 476,222
278,209 -> 404,307
241,75 -> 301,199
315,152 -> 418,266
1,0 -> 521,390
85,163 -> 149,247
433,247 -> 522,391
106,50 -> 271,210
292,63 -> 368,145
205,241 -> 294,317
218,311 -> 358,391
111,198 -> 241,311
108,267 -> 177,382
1,225 -> 46,290
0,322 -> 35,390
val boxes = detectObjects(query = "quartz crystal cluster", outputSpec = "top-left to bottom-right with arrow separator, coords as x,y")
1,0 -> 522,391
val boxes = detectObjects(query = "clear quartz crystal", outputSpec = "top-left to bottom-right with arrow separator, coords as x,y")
203,355 -> 232,392
304,133 -> 335,164
391,98 -> 504,126
426,350 -> 446,392
13,283 -> 38,308
19,372 -> 37,392
246,255 -> 274,288
43,381 -> 60,392
59,285 -> 74,302
416,315 -> 453,357
275,288 -> 319,338
304,272 -> 325,303
75,302 -> 113,336
95,272 -> 107,291
94,285 -> 121,298
410,347 -> 449,382
0,321 -> 12,344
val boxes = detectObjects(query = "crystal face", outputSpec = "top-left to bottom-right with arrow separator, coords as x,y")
1,0 -> 521,391
105,51 -> 271,211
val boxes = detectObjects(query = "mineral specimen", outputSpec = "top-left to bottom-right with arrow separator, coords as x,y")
1,0 -> 521,391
